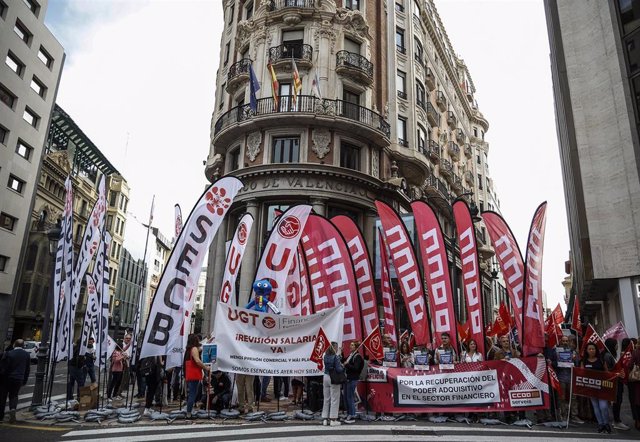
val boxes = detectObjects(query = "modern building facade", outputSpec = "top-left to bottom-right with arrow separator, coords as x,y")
115,247 -> 146,330
143,226 -> 171,324
545,0 -> 640,336
0,0 -> 64,345
203,0 -> 504,333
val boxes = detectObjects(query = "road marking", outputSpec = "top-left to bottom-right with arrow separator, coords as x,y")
62,423 -> 228,437
0,423 -> 68,432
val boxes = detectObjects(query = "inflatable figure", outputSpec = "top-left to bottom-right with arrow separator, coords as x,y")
246,279 -> 281,314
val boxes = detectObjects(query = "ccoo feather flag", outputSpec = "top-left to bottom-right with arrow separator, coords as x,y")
379,230 -> 398,347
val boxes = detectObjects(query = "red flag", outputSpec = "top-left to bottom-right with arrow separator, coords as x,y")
551,303 -> 564,325
332,216 -> 380,336
310,327 -> 331,371
580,324 -> 606,356
571,294 -> 582,336
498,303 -> 512,333
602,321 -> 629,341
411,201 -> 458,350
376,201 -> 430,346
522,202 -> 547,356
379,230 -> 398,347
613,342 -> 634,379
547,362 -> 563,399
485,322 -> 495,337
482,211 -> 525,342
453,200 -> 485,356
298,247 -> 312,316
301,214 -> 363,355
362,327 -> 384,361
399,329 -> 409,343
457,322 -> 471,344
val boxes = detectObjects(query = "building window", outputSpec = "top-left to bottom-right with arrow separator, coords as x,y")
414,38 -> 424,65
8,175 -> 25,194
478,174 -> 483,190
23,108 -> 39,128
473,127 -> 478,137
0,1 -> 7,19
416,80 -> 425,108
107,215 -> 113,230
16,139 -> 32,159
344,37 -> 361,55
37,46 -> 53,68
5,52 -> 25,77
345,0 -> 360,10
0,254 -> 7,272
0,83 -> 17,109
14,20 -> 32,45
0,125 -> 7,145
228,3 -> 235,24
224,42 -> 230,65
476,154 -> 481,165
110,191 -> 118,207
395,0 -> 405,13
397,117 -> 407,147
218,82 -> 226,109
340,142 -> 360,171
230,147 -> 240,171
417,125 -> 427,154
397,70 -> 406,99
30,76 -> 46,98
22,0 -> 39,15
266,204 -> 290,230
272,136 -> 300,163
245,0 -> 253,19
396,28 -> 405,53
341,88 -> 360,120
0,212 -> 17,231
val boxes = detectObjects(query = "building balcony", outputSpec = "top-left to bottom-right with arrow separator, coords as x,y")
428,140 -> 440,163
226,58 -> 252,93
464,170 -> 474,185
424,175 -> 449,201
212,95 -> 390,150
268,43 -> 313,70
447,111 -> 456,129
451,175 -> 463,192
439,159 -> 453,180
336,50 -> 373,85
447,141 -> 460,161
425,67 -> 436,91
436,90 -> 447,111
426,102 -> 439,127
464,143 -> 472,158
456,128 -> 465,143
266,0 -> 315,24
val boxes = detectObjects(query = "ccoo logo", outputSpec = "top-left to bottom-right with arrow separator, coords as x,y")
262,317 -> 276,329
278,216 -> 301,239
237,222 -> 248,245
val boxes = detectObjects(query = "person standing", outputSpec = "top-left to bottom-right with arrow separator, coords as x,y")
627,340 -> 640,431
604,338 -> 630,430
142,356 -> 163,416
67,339 -> 86,401
107,345 -> 125,402
551,335 -> 581,423
583,342 -> 611,433
322,342 -> 343,427
461,339 -> 483,362
84,337 -> 97,384
434,332 -> 458,365
236,373 -> 255,414
0,340 -> 31,423
399,341 -> 415,368
117,333 -> 132,397
184,334 -> 209,419
343,341 -> 364,423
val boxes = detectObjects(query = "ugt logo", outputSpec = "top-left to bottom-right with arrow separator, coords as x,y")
205,186 -> 231,216
237,222 -> 248,245
278,215 -> 301,239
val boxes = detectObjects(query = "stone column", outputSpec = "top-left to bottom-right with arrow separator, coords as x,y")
204,216 -> 229,333
363,209 -> 377,253
310,198 -> 326,217
238,201 -> 259,307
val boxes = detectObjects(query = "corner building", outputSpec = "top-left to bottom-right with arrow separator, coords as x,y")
204,1 -> 503,331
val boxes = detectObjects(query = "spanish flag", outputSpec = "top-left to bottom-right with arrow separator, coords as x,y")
268,62 -> 279,110
291,56 -> 302,107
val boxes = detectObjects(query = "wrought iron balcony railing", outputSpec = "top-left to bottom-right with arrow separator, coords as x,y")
268,43 -> 313,64
267,0 -> 315,11
336,50 -> 373,80
214,95 -> 390,138
227,58 -> 252,83
426,101 -> 439,127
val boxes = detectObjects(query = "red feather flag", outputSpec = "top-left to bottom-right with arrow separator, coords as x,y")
571,294 -> 582,336
551,304 -> 564,325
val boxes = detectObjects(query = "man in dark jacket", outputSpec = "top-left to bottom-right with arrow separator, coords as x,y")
0,339 -> 31,423
209,370 -> 231,411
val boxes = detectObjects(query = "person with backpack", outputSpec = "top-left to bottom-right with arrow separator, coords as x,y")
343,341 -> 364,424
142,356 -> 164,416
322,342 -> 344,427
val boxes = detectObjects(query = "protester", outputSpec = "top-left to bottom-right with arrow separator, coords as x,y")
0,340 -> 30,423
84,337 -> 97,384
582,342 -> 611,433
485,336 -> 500,360
494,335 -> 520,360
322,342 -> 344,426
236,373 -> 255,413
549,335 -> 581,423
142,356 -> 164,416
209,370 -> 232,411
343,340 -> 364,423
274,376 -> 289,401
628,339 -> 640,431
603,338 -> 629,430
107,344 -> 125,402
382,333 -> 396,351
67,339 -> 86,401
169,366 -> 182,403
117,333 -> 132,397
260,376 -> 271,402
399,341 -> 415,368
461,339 -> 483,362
434,332 -> 458,365
185,334 -> 209,419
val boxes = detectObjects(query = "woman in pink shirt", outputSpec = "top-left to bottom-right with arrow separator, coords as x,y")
107,348 -> 125,402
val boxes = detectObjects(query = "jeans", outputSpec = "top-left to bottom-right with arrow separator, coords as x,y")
322,374 -> 341,419
67,365 -> 86,400
107,372 -> 123,398
345,379 -> 357,417
171,367 -> 182,400
0,379 -> 22,419
186,380 -> 200,413
261,376 -> 271,398
85,363 -> 96,383
136,369 -> 147,398
590,397 -> 609,426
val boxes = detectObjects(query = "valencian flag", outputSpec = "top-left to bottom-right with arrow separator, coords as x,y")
268,62 -> 279,110
379,230 -> 398,347
331,215 -> 380,336
375,201 -> 430,346
453,200 -> 485,356
249,63 -> 260,111
580,323 -> 606,356
291,56 -> 302,107
310,327 -> 331,370
571,293 -> 582,336
140,177 -> 243,363
219,213 -> 254,306
482,211 -> 525,343
362,327 -> 384,361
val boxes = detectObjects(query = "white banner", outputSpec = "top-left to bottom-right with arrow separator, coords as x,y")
396,370 -> 500,406
214,303 -> 344,376
140,176 -> 243,366
219,213 -> 254,306
253,205 -> 311,315
96,232 -> 111,367
79,275 -> 99,354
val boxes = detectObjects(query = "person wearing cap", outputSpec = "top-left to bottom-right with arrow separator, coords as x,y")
209,370 -> 232,411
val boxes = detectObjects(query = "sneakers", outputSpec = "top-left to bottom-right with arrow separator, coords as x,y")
278,395 -> 287,401
143,408 -> 154,416
613,421 -> 630,431
605,424 -> 612,434
330,420 -> 342,426
344,416 -> 355,424
570,417 -> 585,424
322,419 -> 328,426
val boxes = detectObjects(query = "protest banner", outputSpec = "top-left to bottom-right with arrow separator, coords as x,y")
363,357 -> 550,413
572,367 -> 618,401
214,303 -> 343,376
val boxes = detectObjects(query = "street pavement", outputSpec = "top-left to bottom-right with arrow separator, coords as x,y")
4,362 -> 69,412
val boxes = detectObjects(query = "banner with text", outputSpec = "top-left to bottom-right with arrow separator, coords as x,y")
214,303 -> 343,376
572,367 -> 618,402
364,357 -> 550,413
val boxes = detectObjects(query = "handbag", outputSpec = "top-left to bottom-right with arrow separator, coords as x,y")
629,364 -> 640,382
329,355 -> 346,384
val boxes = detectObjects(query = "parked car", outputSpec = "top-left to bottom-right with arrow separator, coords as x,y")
23,340 -> 40,363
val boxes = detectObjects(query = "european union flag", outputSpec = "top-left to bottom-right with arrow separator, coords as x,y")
249,64 -> 260,112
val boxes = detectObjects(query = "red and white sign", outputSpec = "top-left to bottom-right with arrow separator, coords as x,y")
301,215 -> 362,354
310,326 -> 331,370
379,230 -> 398,347
482,211 -> 525,342
362,327 -> 384,361
254,205 -> 312,313
580,324 -> 606,356
332,215 -> 380,336
375,201 -> 430,346
219,213 -> 254,306
412,201 -> 457,350
453,200 -> 485,356
522,202 -> 547,356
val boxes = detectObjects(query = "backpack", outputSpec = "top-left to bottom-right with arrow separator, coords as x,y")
139,357 -> 156,377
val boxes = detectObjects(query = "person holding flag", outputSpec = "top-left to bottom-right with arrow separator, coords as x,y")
550,334 -> 583,424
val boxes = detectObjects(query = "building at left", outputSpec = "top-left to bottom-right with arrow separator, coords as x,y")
0,0 -> 65,345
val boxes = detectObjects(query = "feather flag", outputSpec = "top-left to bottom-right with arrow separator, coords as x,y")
379,230 -> 398,347
362,327 -> 384,361
571,293 -> 582,336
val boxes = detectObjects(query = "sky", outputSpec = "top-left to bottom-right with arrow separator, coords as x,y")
45,0 -> 569,311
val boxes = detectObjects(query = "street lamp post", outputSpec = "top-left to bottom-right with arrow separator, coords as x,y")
31,221 -> 62,408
